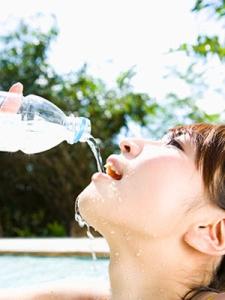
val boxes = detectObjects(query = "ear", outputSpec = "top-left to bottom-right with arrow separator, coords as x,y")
184,219 -> 225,256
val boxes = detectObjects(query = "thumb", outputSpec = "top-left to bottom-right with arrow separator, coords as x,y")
0,82 -> 23,113
8,82 -> 23,94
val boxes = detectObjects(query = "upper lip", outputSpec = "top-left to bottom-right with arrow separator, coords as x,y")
105,155 -> 124,179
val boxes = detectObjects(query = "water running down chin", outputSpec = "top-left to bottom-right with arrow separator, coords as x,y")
74,196 -> 97,261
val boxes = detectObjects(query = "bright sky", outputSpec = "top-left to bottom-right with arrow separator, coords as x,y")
0,0 -> 224,114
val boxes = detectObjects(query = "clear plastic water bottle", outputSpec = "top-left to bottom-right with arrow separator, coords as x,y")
0,91 -> 91,154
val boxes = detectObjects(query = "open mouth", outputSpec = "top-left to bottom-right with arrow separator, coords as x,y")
104,162 -> 123,180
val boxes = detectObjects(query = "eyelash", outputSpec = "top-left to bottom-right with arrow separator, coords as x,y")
166,139 -> 183,151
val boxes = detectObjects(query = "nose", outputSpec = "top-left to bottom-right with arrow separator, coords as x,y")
119,138 -> 143,157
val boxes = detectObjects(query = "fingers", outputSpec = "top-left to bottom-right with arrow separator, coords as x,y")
0,82 -> 23,113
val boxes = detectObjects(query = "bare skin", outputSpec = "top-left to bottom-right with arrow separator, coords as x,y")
0,82 -> 23,112
1,84 -> 225,299
78,135 -> 225,299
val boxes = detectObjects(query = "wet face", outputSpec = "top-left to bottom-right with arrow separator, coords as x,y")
77,133 -> 204,240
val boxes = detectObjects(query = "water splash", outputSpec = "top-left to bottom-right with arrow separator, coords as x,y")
86,224 -> 97,262
74,136 -> 104,269
74,197 -> 97,266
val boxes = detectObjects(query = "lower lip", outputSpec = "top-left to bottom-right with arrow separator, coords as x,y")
91,172 -> 111,181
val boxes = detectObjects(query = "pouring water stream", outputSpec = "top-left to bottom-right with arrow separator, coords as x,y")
75,135 -> 105,267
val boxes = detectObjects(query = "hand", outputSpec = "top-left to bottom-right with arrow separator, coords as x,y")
0,82 -> 23,113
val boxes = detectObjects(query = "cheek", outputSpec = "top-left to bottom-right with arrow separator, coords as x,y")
77,153 -> 203,238
120,156 -> 201,236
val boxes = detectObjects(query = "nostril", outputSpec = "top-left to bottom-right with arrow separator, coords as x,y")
120,139 -> 141,156
124,145 -> 131,153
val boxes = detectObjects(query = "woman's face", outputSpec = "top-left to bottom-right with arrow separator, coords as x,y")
77,133 -> 205,239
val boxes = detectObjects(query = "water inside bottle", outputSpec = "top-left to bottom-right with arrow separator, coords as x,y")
0,113 -> 72,154
0,111 -> 106,161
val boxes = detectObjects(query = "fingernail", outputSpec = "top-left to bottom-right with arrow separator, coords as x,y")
12,82 -> 23,88
10,82 -> 23,92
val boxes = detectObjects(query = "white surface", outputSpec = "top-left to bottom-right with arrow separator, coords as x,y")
0,238 -> 109,255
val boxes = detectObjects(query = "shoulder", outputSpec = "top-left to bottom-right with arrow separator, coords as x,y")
198,292 -> 225,300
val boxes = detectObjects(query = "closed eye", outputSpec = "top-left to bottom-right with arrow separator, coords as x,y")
166,139 -> 183,151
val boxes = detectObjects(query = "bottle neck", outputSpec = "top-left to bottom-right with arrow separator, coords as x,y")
65,115 -> 91,143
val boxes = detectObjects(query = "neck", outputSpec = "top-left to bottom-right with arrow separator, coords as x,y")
105,230 -> 211,300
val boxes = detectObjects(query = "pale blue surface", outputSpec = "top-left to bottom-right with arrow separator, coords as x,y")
0,255 -> 109,289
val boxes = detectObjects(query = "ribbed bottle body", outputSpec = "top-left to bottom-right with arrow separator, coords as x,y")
0,92 -> 91,154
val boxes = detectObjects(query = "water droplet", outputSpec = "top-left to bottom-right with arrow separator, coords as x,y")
74,213 -> 86,228
152,233 -> 158,239
125,231 -> 131,241
136,249 -> 142,257
115,252 -> 120,257
110,230 -> 115,234
87,229 -> 95,240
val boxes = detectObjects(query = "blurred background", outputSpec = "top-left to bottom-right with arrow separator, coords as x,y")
0,0 -> 224,237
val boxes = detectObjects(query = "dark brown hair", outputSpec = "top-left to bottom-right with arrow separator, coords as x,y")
167,123 -> 225,300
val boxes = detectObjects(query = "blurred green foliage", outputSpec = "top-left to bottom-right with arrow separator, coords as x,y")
0,2 -> 224,237
178,1 -> 225,58
166,0 -> 225,129
192,0 -> 225,18
0,16 -> 155,237
178,35 -> 225,60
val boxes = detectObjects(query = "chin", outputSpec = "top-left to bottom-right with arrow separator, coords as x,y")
76,176 -> 124,233
76,181 -> 105,228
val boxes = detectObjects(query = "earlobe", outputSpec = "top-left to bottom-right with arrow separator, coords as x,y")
184,219 -> 225,257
